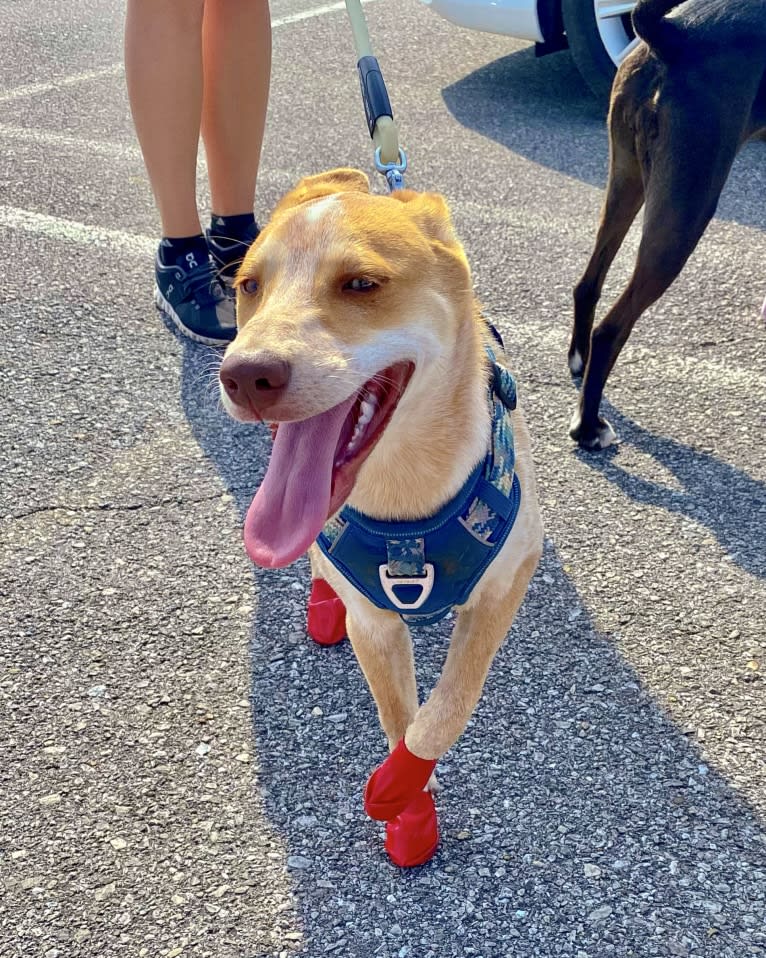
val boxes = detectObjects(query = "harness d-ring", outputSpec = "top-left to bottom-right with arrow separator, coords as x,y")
379,563 -> 435,610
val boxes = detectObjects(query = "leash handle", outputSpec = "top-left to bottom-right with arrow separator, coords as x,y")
344,0 -> 406,190
357,55 -> 392,141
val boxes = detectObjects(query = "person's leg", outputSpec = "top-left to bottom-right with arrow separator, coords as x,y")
125,0 -> 205,237
201,0 -> 271,217
201,0 -> 271,281
125,0 -> 236,345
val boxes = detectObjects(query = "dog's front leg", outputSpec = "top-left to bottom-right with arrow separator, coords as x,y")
345,609 -> 419,751
360,551 -> 539,867
346,605 -> 442,867
363,550 -> 539,822
406,551 -> 540,760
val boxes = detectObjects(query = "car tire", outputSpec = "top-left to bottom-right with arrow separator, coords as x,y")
561,0 -> 636,103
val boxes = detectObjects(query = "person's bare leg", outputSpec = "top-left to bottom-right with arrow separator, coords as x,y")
125,0 -> 204,237
201,0 -> 272,217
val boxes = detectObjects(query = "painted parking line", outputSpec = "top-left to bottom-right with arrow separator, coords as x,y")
0,205 -> 155,257
0,123 -> 143,161
271,0 -> 375,27
511,321 -> 766,393
1,202 -> 763,395
0,64 -> 125,104
0,0 -> 376,103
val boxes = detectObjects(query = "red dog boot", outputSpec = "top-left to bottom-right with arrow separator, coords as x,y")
385,790 -> 439,868
364,738 -> 437,821
307,578 -> 346,646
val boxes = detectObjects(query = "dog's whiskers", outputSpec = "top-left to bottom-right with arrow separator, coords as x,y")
212,261 -> 246,285
187,346 -> 226,401
209,231 -> 254,246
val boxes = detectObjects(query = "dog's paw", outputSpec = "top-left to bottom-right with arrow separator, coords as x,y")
569,410 -> 617,450
364,738 -> 437,822
384,790 -> 439,868
568,348 -> 586,378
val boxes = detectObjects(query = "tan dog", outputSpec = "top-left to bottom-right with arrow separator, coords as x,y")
218,169 -> 543,866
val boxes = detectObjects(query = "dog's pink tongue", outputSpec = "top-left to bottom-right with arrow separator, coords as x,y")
244,397 -> 356,568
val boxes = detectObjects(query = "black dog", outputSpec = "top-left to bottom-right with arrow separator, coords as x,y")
569,0 -> 766,449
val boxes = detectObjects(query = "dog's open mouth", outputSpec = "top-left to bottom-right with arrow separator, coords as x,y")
243,361 -> 415,568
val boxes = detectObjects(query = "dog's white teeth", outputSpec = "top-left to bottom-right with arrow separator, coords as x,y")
358,398 -> 376,426
346,423 -> 363,453
343,396 -> 379,456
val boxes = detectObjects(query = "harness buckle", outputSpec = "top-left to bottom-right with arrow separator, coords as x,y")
378,563 -> 434,610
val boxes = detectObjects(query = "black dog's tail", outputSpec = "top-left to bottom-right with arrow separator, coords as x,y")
632,0 -> 685,60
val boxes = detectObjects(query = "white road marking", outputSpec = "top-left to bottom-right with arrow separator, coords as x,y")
0,0 -> 376,102
0,123 -> 143,160
3,204 -> 761,397
513,322 -> 766,393
271,0 -> 375,28
0,205 -> 155,257
0,63 -> 124,104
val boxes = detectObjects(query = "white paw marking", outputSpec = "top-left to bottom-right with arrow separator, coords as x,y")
569,409 -> 582,435
569,410 -> 618,449
597,419 -> 617,448
568,349 -> 584,376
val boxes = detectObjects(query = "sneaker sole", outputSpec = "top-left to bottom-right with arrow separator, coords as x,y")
153,286 -> 235,347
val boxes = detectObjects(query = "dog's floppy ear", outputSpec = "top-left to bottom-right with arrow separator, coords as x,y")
390,190 -> 461,248
390,190 -> 469,271
272,168 -> 370,217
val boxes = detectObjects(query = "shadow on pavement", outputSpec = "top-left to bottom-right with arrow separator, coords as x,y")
575,403 -> 766,580
441,47 -> 766,232
180,339 -> 765,956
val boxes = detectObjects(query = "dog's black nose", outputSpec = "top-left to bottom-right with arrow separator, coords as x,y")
219,354 -> 291,413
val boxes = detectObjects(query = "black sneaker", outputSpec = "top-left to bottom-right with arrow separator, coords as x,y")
154,245 -> 236,346
206,219 -> 261,286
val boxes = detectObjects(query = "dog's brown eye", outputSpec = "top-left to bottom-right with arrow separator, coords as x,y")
344,277 -> 378,293
241,277 -> 259,295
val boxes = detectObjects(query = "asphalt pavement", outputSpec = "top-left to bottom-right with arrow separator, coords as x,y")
1,1 -> 765,956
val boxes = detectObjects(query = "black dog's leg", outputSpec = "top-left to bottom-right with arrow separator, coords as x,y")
570,128 -> 644,377
571,112 -> 742,450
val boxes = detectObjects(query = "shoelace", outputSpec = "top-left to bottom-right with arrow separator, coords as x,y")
181,258 -> 223,306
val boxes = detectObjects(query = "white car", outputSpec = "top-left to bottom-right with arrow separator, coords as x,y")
422,0 -> 639,99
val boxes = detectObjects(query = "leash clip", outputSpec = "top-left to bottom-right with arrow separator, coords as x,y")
374,146 -> 407,192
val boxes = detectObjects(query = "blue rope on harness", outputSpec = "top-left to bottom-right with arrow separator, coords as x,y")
316,342 -> 521,626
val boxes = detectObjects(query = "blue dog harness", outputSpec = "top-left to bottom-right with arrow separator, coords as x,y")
316,348 -> 521,626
